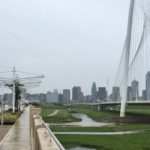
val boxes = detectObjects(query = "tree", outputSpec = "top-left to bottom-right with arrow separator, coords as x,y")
15,81 -> 21,112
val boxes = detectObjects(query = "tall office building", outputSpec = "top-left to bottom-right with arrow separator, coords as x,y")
63,89 -> 70,103
112,86 -> 120,102
72,86 -> 82,101
131,80 -> 139,100
46,91 -> 52,103
91,82 -> 97,102
46,90 -> 58,103
142,90 -> 147,100
97,87 -> 107,102
58,93 -> 64,104
146,71 -> 150,100
127,86 -> 132,101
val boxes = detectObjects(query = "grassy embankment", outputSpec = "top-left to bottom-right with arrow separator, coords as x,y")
41,105 -> 150,150
56,133 -> 150,150
42,105 -> 81,123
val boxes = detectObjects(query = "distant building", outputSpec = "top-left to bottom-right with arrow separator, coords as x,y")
58,93 -> 64,104
85,95 -> 92,102
91,82 -> 97,102
72,86 -> 82,101
97,87 -> 107,102
63,89 -> 70,103
39,93 -> 46,103
3,93 -> 12,105
131,80 -> 139,100
127,86 -> 132,101
146,71 -> 150,100
46,90 -> 58,103
112,87 -> 120,102
21,88 -> 27,100
142,90 -> 147,100
46,91 -> 52,102
80,92 -> 84,102
26,93 -> 41,101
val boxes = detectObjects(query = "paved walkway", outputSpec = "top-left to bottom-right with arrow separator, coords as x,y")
48,110 -> 59,116
54,130 -> 149,135
0,107 -> 31,150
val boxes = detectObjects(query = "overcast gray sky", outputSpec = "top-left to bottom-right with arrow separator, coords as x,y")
0,0 -> 130,94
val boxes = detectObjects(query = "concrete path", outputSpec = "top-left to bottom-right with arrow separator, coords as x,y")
0,107 -> 31,150
54,130 -> 149,135
48,110 -> 59,116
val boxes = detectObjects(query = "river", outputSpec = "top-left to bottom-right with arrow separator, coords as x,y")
51,112 -> 114,127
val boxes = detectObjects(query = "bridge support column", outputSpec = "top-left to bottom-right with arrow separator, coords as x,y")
119,0 -> 135,117
97,105 -> 100,111
120,101 -> 126,117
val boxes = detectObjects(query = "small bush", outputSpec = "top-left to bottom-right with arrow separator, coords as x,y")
0,112 -> 22,125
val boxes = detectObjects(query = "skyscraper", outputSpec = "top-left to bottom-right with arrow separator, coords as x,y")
58,93 -> 64,104
63,89 -> 70,103
91,82 -> 97,102
127,86 -> 132,101
72,86 -> 82,101
142,90 -> 147,100
146,71 -> 150,100
97,87 -> 107,102
131,80 -> 139,100
112,86 -> 120,102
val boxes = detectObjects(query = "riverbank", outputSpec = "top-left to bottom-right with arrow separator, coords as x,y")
41,105 -> 150,124
0,126 -> 11,141
68,105 -> 150,123
42,105 -> 81,123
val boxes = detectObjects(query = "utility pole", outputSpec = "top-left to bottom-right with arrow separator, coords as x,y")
12,67 -> 16,114
0,67 -> 44,114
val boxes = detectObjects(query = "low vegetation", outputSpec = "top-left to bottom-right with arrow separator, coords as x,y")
56,133 -> 150,150
51,124 -> 150,132
0,112 -> 22,125
41,105 -> 150,150
42,105 -> 81,123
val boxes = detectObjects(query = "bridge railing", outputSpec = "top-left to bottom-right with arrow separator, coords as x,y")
38,116 -> 65,150
30,106 -> 65,150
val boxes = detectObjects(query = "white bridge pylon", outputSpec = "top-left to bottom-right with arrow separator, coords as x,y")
116,0 -> 150,117
0,67 -> 44,113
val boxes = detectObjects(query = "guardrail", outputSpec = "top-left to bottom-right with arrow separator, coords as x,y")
38,116 -> 65,150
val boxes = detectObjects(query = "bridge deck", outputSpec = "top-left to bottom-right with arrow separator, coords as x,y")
0,107 -> 31,150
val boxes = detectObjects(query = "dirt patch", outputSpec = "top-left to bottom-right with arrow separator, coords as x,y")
0,125 -> 12,141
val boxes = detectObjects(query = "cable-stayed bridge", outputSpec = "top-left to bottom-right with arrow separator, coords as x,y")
67,0 -> 150,118
113,0 -> 150,117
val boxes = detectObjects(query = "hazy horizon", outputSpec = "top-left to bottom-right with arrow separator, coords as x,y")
0,0 -> 130,95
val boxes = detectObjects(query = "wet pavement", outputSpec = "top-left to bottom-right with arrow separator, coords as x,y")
0,107 -> 31,150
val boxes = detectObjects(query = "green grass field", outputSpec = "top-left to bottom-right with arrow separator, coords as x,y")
51,124 -> 150,132
56,133 -> 150,150
41,105 -> 150,150
41,105 -> 150,123
41,105 -> 81,123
